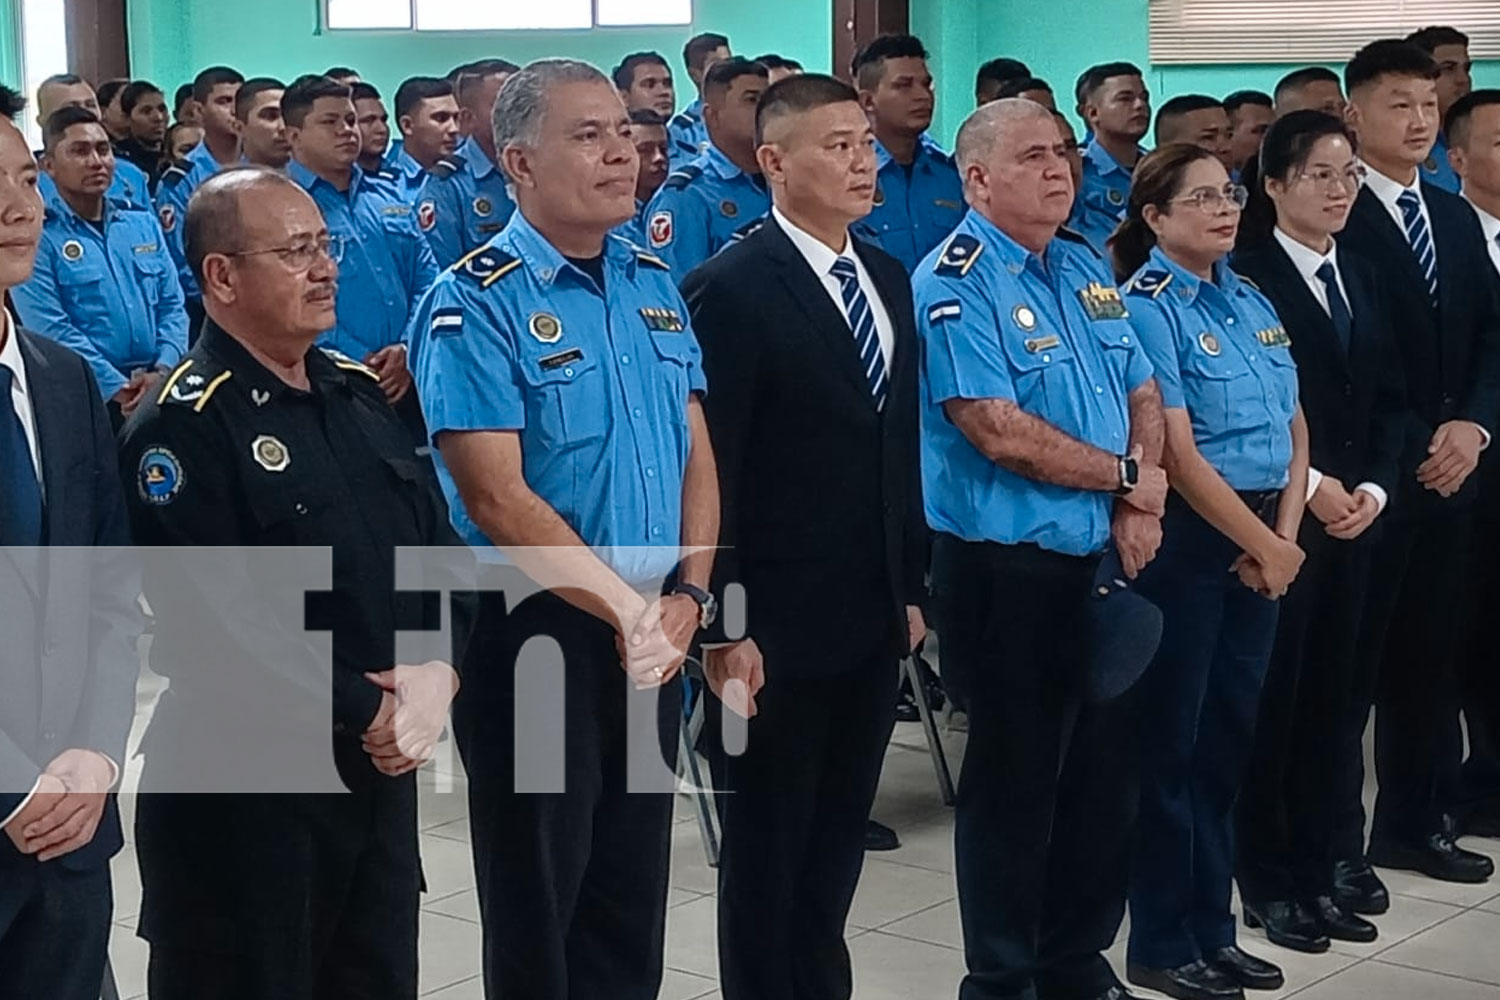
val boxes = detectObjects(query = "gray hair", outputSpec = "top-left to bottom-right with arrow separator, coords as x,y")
185,166 -> 303,285
954,97 -> 1058,175
491,58 -> 612,190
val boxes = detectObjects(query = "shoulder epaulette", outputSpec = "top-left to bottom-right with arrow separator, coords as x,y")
451,246 -> 522,287
157,357 -> 232,412
1232,270 -> 1261,292
1056,226 -> 1102,259
928,146 -> 955,167
430,154 -> 465,179
319,347 -> 380,380
934,233 -> 983,278
728,217 -> 766,243
1127,270 -> 1173,299
635,249 -> 671,270
663,165 -> 703,191
158,164 -> 189,188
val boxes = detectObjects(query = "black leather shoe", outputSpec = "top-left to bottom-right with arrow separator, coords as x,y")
1127,961 -> 1244,1000
864,819 -> 900,852
1333,859 -> 1390,915
1309,895 -> 1378,943
893,689 -> 921,723
1208,947 -> 1284,992
1243,900 -> 1330,954
1369,833 -> 1495,884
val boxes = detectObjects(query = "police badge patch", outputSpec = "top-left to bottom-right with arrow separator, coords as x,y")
137,447 -> 183,505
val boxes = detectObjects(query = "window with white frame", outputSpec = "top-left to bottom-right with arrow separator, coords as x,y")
325,0 -> 692,32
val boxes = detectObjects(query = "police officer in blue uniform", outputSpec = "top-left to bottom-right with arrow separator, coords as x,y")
1054,110 -> 1123,250
12,107 -> 186,429
669,32 -> 731,164
34,75 -> 152,210
1408,26 -> 1472,193
1114,144 -> 1308,1000
1077,63 -> 1151,251
283,75 -> 437,429
390,77 -> 460,205
408,59 -> 719,1000
645,57 -> 770,274
914,99 -> 1168,1000
849,34 -> 964,273
416,60 -> 518,268
615,108 -> 670,245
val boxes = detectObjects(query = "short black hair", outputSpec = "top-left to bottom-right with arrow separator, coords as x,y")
350,81 -> 381,103
683,33 -> 730,73
395,76 -> 453,119
977,57 -> 1031,98
1406,25 -> 1469,54
1155,95 -> 1224,143
1274,66 -> 1340,102
0,85 -> 23,123
174,83 -> 194,117
754,54 -> 802,72
628,108 -> 668,128
1224,89 -> 1272,114
994,77 -> 1053,101
281,74 -> 351,129
1446,89 -> 1500,149
324,66 -> 360,80
453,58 -> 520,109
1078,62 -> 1144,105
1345,39 -> 1439,94
703,57 -> 768,100
121,80 -> 164,116
755,72 -> 859,146
234,77 -> 285,121
42,105 -> 101,149
192,66 -> 244,105
851,33 -> 928,90
613,51 -> 669,91
96,78 -> 129,111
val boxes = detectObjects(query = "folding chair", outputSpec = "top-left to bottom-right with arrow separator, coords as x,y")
100,955 -> 120,1000
903,652 -> 956,807
678,660 -> 721,868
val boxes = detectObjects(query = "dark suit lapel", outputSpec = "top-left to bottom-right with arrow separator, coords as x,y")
1423,184 -> 1466,357
17,331 -> 80,546
1341,258 -> 1383,383
853,239 -> 914,386
1260,241 -> 1351,374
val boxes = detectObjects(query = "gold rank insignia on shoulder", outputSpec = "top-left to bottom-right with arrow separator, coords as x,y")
62,240 -> 84,262
320,348 -> 380,380
1128,271 -> 1173,299
935,234 -> 983,277
529,312 -> 563,343
158,358 -> 232,412
1257,325 -> 1291,348
1078,282 -> 1129,321
1024,334 -> 1061,354
639,307 -> 684,332
252,435 -> 290,473
1199,331 -> 1222,356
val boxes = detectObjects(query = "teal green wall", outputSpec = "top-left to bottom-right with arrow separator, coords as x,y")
0,0 -> 22,91
127,0 -> 831,108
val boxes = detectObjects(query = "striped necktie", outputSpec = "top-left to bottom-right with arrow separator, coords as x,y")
0,366 -> 42,548
1397,189 -> 1439,309
829,257 -> 888,411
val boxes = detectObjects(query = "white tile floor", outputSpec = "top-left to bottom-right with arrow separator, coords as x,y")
105,670 -> 1500,999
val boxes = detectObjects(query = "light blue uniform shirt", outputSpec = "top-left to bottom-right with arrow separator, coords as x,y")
1122,246 -> 1298,491
11,197 -> 187,400
38,157 -> 150,212
914,210 -> 1153,556
387,145 -> 429,205
408,212 -> 707,584
852,134 -> 965,274
642,143 -> 770,275
667,98 -> 709,167
154,141 -> 233,302
1079,138 -> 1137,231
415,135 -> 517,269
287,160 -> 439,360
612,199 -> 649,246
1421,131 -> 1462,194
1067,189 -> 1125,258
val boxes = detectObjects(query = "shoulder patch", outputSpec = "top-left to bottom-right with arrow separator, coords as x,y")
158,165 -> 188,188
157,357 -> 233,412
451,246 -> 522,287
1127,270 -> 1173,299
663,165 -> 703,191
320,347 -> 380,380
430,154 -> 465,179
934,233 -> 984,278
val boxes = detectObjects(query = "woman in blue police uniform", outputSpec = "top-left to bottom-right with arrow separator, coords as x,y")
1113,144 -> 1309,1000
1231,112 -> 1407,954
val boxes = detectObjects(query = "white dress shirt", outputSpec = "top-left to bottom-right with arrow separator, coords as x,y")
1360,160 -> 1438,271
1464,194 -> 1500,278
772,206 -> 895,371
1270,228 -> 1389,514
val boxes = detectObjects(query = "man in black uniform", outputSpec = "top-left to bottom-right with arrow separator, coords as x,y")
119,165 -> 463,999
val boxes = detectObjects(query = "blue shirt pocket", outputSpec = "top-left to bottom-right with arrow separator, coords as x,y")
520,348 -> 608,448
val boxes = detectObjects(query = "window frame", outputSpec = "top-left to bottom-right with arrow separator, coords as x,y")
321,0 -> 693,34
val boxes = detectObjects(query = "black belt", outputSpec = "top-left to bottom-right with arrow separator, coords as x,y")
1236,489 -> 1281,527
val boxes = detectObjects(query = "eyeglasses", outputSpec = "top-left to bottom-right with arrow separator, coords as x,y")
1170,184 -> 1249,215
225,235 -> 346,271
1293,165 -> 1365,194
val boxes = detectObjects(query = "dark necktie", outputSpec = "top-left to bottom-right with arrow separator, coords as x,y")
1397,189 -> 1439,309
0,365 -> 42,547
1315,261 -> 1352,354
830,257 -> 888,411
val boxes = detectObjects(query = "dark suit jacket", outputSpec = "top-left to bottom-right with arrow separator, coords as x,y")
0,328 -> 139,873
681,217 -> 926,678
1232,238 -> 1406,500
1339,184 -> 1500,516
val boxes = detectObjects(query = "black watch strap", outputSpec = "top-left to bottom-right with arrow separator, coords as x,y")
672,582 -> 716,627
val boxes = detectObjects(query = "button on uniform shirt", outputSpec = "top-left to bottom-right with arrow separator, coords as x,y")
776,206 -> 894,369
38,157 -> 151,211
851,134 -> 965,274
643,143 -> 770,275
667,98 -> 709,167
415,135 -> 517,269
408,211 -> 707,585
155,142 -> 235,302
288,160 -> 439,361
11,197 -> 188,400
1123,245 -> 1299,491
1465,194 -> 1500,278
1079,138 -> 1137,232
1421,132 -> 1461,194
913,210 -> 1151,556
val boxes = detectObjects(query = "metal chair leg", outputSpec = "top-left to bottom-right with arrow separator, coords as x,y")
100,954 -> 120,1000
904,655 -> 956,807
679,673 -> 721,868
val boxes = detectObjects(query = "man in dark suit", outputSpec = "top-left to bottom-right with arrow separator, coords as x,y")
0,84 -> 141,1000
681,73 -> 927,1000
1337,40 -> 1500,890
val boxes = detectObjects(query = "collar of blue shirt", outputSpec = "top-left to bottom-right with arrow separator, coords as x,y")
1082,137 -> 1138,177
393,145 -> 426,182
287,157 -> 364,197
702,141 -> 756,181
873,133 -> 943,171
1145,243 -> 1243,303
458,134 -> 501,180
500,209 -> 641,288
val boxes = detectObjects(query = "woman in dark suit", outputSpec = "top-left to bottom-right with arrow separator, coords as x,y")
1232,111 -> 1407,954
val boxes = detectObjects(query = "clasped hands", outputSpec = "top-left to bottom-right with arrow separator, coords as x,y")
3,748 -> 115,862
362,661 -> 460,777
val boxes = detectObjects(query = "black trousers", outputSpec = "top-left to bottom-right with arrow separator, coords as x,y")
1457,509 -> 1500,819
455,591 -> 681,1000
0,854 -> 112,1000
710,654 -> 901,1000
933,534 -> 1134,1000
1237,523 -> 1374,903
1339,512 -> 1471,853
